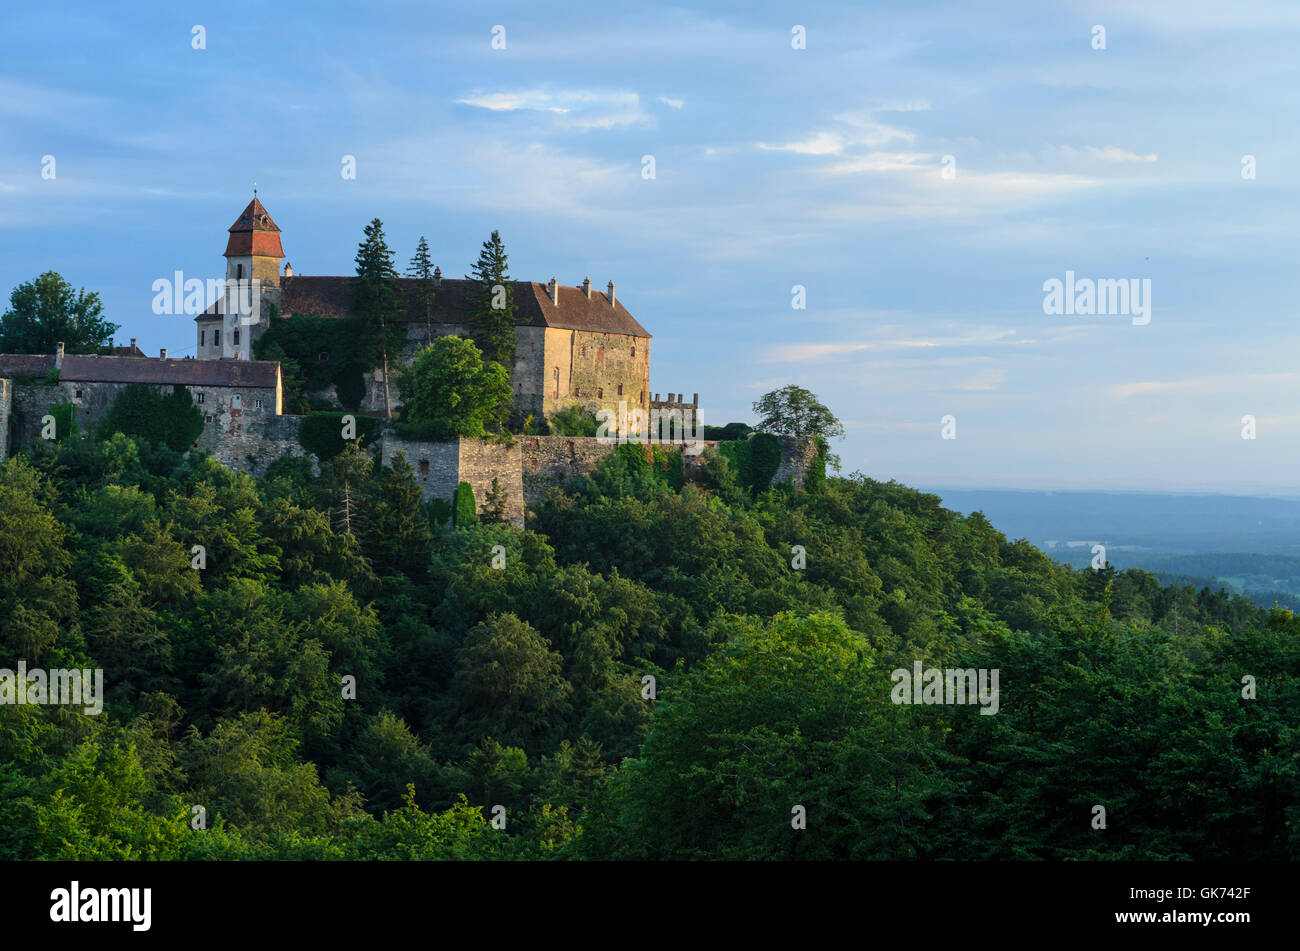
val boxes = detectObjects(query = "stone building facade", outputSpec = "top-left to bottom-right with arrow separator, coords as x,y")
0,349 -> 281,449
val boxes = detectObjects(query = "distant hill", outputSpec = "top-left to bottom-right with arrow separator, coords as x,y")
926,487 -> 1300,609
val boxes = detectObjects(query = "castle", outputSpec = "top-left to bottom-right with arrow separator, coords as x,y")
0,197 -> 815,526
194,197 -> 693,422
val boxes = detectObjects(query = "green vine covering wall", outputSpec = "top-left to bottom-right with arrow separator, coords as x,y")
98,384 -> 202,451
297,412 -> 382,462
254,314 -> 396,411
719,432 -> 782,495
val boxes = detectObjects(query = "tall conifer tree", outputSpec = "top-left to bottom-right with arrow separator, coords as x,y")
352,218 -> 401,418
466,230 -> 518,370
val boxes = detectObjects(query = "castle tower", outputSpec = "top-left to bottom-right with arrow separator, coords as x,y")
224,196 -> 284,288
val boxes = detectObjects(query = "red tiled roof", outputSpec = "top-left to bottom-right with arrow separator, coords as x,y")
225,231 -> 285,258
0,353 -> 279,388
278,276 -> 651,338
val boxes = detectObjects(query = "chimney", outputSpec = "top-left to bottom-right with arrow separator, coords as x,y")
55,341 -> 64,369
607,280 -> 616,307
283,262 -> 293,278
130,338 -> 137,350
582,276 -> 592,299
160,348 -> 168,360
547,277 -> 558,305
433,266 -> 442,286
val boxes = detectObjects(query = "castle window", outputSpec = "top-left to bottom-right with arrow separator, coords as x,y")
617,384 -> 623,396
233,329 -> 240,346
237,264 -> 244,280
597,387 -> 603,399
574,386 -> 580,397
553,367 -> 559,399
640,389 -> 645,405
200,330 -> 206,346
418,460 -> 429,479
215,330 -> 222,346
254,398 -> 263,409
75,389 -> 83,399
632,346 -> 636,358
318,349 -> 329,363
197,393 -> 205,404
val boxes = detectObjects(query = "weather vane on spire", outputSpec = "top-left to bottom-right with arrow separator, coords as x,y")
253,182 -> 258,197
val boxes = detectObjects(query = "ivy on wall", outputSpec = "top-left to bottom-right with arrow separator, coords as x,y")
719,432 -> 782,495
297,412 -> 382,462
254,314 -> 397,412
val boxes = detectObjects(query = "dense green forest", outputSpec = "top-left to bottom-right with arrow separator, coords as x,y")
0,428 -> 1296,860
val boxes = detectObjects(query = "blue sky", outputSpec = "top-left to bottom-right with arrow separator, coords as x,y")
3,0 -> 1300,493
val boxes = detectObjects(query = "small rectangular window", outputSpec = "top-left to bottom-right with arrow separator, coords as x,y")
418,460 -> 430,478
597,387 -> 603,399
233,329 -> 240,346
254,398 -> 263,409
215,330 -> 222,346
200,330 -> 206,346
631,346 -> 636,358
74,389 -> 83,398
197,392 -> 205,404
617,384 -> 623,396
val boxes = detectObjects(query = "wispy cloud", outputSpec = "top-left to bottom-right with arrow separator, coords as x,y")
456,89 -> 651,129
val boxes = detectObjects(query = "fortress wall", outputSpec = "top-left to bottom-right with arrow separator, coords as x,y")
379,433 -> 461,505
458,438 -> 525,527
204,412 -> 312,479
772,434 -> 823,489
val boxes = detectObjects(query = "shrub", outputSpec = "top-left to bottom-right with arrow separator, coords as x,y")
453,481 -> 478,528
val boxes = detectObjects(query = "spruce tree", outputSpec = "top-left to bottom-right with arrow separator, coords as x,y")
352,218 -> 401,418
466,230 -> 519,370
407,236 -> 437,345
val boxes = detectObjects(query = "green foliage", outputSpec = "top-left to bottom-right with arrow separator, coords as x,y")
0,271 -> 119,354
546,404 -> 599,437
99,384 -> 204,452
453,481 -> 478,528
752,384 -> 844,440
395,336 -> 512,440
703,421 -> 754,441
4,417 -> 1298,862
297,413 -> 381,462
719,432 -> 782,495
